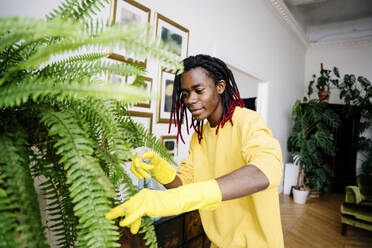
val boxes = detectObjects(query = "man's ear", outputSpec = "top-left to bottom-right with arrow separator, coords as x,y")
217,80 -> 226,95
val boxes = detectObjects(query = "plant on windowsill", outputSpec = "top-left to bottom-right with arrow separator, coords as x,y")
307,63 -> 340,102
0,0 -> 182,247
287,99 -> 340,203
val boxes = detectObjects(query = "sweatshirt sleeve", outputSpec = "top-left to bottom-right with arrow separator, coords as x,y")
239,110 -> 283,189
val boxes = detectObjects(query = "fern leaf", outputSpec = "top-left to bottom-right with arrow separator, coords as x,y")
0,78 -> 153,108
47,0 -> 110,22
0,32 -> 33,54
0,171 -> 19,248
139,217 -> 158,248
117,115 -> 176,166
40,108 -> 120,248
0,133 -> 50,248
38,59 -> 145,81
21,23 -> 182,72
66,98 -> 132,187
31,153 -> 79,248
0,17 -> 83,40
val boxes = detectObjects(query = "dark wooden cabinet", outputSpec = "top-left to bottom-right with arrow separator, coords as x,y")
326,104 -> 361,193
119,210 -> 211,248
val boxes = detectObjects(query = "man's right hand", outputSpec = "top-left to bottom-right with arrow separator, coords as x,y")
130,151 -> 176,185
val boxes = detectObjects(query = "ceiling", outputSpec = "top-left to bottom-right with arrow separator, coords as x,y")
283,0 -> 372,43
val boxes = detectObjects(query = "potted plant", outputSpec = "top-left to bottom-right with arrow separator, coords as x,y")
336,74 -> 372,174
307,63 -> 340,102
0,0 -> 182,247
287,99 -> 340,203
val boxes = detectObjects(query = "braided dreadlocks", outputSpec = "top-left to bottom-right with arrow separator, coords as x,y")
169,54 -> 244,143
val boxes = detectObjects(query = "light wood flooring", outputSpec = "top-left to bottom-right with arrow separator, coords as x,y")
280,194 -> 372,248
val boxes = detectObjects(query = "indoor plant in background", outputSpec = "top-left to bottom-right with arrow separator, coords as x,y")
0,0 -> 182,247
307,63 -> 340,102
287,99 -> 340,203
335,74 -> 372,174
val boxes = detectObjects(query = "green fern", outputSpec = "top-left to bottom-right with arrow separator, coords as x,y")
47,0 -> 110,21
0,0 -> 183,247
0,79 -> 154,108
116,114 -> 176,166
40,109 -> 119,248
30,149 -> 79,248
0,169 -> 19,248
0,132 -> 49,248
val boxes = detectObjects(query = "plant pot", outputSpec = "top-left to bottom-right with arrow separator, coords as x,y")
293,188 -> 310,204
318,90 -> 330,102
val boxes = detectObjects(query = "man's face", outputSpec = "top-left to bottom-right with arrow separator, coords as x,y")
180,67 -> 225,127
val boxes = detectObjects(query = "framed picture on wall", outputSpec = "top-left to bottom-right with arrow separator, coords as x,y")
155,12 -> 189,60
128,111 -> 153,134
157,68 -> 175,123
109,0 -> 151,66
105,73 -> 126,86
104,57 -> 126,85
127,76 -> 152,108
160,135 -> 178,156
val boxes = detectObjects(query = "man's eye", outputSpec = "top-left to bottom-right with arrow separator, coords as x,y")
196,89 -> 204,94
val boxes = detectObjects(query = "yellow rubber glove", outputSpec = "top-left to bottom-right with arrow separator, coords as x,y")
105,179 -> 222,234
130,150 -> 176,185
129,153 -> 154,179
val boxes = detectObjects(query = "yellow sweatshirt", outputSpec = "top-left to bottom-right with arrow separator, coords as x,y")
177,107 -> 284,248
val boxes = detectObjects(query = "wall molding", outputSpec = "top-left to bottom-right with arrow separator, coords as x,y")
268,0 -> 372,49
310,37 -> 372,48
269,0 -> 309,47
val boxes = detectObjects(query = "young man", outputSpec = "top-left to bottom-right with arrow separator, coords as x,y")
106,54 -> 284,248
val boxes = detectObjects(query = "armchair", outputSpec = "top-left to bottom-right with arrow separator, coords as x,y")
341,174 -> 372,235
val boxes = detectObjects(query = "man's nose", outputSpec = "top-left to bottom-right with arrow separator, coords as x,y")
185,92 -> 197,105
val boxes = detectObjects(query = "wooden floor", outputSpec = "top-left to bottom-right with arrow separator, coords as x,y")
280,194 -> 372,248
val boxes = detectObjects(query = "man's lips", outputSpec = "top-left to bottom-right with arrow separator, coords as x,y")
189,108 -> 203,115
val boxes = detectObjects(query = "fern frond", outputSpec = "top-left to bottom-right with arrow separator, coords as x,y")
0,133 -> 49,248
47,0 -> 110,22
40,108 -> 120,248
0,171 -> 19,248
139,217 -> 158,248
21,24 -> 182,72
0,79 -> 153,108
68,99 -> 158,247
84,18 -> 107,37
38,59 -> 145,81
67,98 -> 133,181
0,32 -> 32,55
0,17 -> 83,40
116,114 -> 176,166
47,52 -> 110,64
30,150 -> 79,248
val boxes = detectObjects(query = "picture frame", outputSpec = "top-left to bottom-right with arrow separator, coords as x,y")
103,56 -> 126,85
109,0 -> 151,66
160,135 -> 178,157
126,76 -> 152,108
155,12 -> 189,60
128,111 -> 153,134
105,72 -> 126,86
157,68 -> 175,123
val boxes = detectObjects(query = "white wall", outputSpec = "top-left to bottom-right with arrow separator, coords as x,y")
0,0 -> 308,178
125,0 -> 307,167
306,39 -> 372,174
305,39 -> 372,102
228,65 -> 260,99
